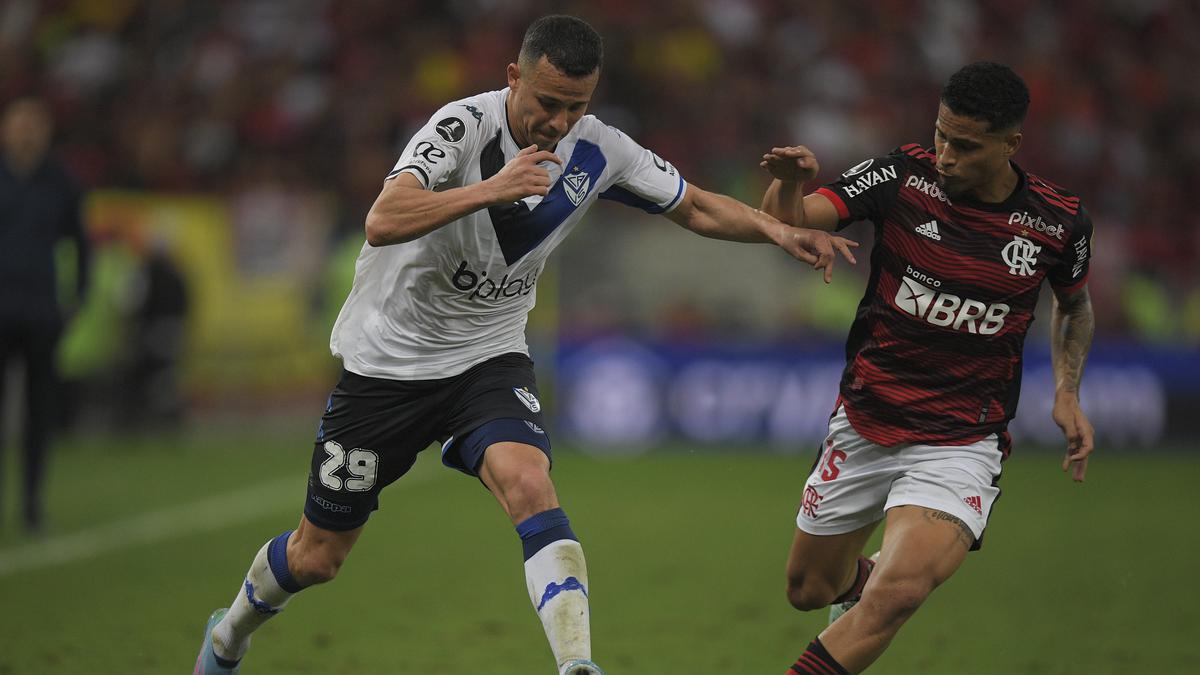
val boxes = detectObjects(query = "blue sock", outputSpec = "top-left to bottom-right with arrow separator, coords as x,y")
266,530 -> 305,593
515,508 -> 578,560
516,508 -> 592,664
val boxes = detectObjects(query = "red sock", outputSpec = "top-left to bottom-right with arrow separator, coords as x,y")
788,638 -> 849,674
831,555 -> 875,605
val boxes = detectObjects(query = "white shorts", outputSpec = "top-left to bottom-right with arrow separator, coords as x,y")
796,406 -> 1003,544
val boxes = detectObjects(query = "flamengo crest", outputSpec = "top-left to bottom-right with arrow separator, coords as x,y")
563,168 -> 590,207
1002,234 -> 1040,276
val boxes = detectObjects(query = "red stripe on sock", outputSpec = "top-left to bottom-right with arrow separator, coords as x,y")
800,652 -> 836,675
791,656 -> 819,674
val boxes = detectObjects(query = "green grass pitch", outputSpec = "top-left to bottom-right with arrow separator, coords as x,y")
0,434 -> 1196,674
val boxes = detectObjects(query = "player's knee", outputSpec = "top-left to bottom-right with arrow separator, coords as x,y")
785,575 -> 839,612
290,545 -> 348,586
496,468 -> 555,520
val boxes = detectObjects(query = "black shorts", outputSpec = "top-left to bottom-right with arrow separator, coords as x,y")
304,352 -> 551,531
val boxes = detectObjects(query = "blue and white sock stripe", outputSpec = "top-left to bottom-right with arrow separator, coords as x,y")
536,575 -> 588,611
516,508 -> 578,561
267,530 -> 304,593
243,579 -> 282,615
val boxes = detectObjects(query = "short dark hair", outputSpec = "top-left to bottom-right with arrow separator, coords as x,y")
519,15 -> 603,77
940,61 -> 1030,133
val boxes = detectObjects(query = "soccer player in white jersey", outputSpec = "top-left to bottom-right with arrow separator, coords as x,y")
194,15 -> 856,674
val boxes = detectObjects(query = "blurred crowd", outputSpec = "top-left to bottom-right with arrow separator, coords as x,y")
2,0 -> 1198,342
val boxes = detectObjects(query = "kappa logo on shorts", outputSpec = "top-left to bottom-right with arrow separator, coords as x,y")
964,495 -> 983,515
514,387 -> 541,413
309,494 -> 353,514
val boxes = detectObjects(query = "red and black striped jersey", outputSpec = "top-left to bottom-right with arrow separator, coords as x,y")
816,143 -> 1093,449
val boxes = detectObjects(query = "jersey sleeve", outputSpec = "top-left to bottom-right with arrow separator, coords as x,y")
596,125 -> 688,214
814,154 -> 905,231
1049,205 -> 1094,293
387,102 -> 483,189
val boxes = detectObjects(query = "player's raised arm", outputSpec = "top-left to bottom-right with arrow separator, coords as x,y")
663,186 -> 857,283
759,145 -> 842,232
365,145 -> 562,246
1050,283 -> 1095,482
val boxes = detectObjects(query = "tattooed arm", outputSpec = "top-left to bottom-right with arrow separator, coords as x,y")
1050,285 -> 1095,482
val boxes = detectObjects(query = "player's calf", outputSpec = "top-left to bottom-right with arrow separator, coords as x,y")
803,507 -> 973,672
850,574 -> 933,638
785,568 -> 927,675
284,523 -> 350,581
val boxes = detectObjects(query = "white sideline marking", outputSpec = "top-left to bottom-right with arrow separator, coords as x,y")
0,476 -> 301,577
0,468 -> 436,577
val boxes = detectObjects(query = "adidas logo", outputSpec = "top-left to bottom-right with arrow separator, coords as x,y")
964,495 -> 983,515
914,220 -> 941,241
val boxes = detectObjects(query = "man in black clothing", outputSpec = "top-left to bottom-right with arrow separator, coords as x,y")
0,97 -> 91,532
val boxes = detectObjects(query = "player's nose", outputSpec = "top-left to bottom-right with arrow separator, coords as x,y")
548,111 -> 569,135
936,148 -> 956,170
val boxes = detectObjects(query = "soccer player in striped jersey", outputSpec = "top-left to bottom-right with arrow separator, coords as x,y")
193,14 -> 856,675
760,62 -> 1096,674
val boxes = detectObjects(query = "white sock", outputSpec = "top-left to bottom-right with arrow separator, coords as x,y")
211,537 -> 298,661
525,539 -> 592,669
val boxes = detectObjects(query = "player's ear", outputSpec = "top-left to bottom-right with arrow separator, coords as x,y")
1003,130 -> 1022,158
506,62 -> 521,91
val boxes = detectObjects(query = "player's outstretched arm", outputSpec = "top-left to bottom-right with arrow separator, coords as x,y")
365,145 -> 562,246
664,186 -> 857,283
1050,284 -> 1095,482
759,146 -> 841,232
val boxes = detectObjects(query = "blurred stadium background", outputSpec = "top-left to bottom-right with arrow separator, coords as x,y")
1,1 -> 1197,673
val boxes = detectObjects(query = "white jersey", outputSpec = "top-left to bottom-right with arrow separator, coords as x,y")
331,88 -> 688,379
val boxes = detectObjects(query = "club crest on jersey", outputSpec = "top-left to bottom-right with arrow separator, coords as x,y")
1001,234 -> 1041,276
514,387 -> 541,413
562,167 -> 591,207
